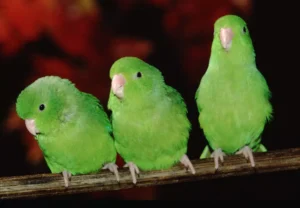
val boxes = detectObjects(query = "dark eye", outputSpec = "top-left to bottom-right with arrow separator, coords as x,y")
39,104 -> 45,111
136,72 -> 142,78
243,26 -> 247,34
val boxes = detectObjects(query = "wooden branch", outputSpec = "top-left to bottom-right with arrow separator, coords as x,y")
1,148 -> 300,199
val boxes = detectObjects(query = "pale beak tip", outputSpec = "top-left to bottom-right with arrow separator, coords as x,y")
111,74 -> 125,99
25,119 -> 39,136
220,27 -> 233,51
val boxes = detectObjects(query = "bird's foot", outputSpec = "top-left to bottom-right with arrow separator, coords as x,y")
103,163 -> 120,182
180,154 -> 196,174
124,162 -> 140,184
236,146 -> 255,167
62,170 -> 72,188
211,148 -> 226,170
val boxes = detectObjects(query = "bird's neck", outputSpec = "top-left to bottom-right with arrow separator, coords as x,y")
208,49 -> 256,71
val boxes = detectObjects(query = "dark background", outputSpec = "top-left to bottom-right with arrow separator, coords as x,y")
0,0 -> 298,200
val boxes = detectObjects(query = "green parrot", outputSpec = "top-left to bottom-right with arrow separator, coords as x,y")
108,57 -> 195,184
195,15 -> 273,169
16,76 -> 119,187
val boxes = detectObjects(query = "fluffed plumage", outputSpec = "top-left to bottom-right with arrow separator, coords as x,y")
108,57 -> 195,184
16,76 -> 119,187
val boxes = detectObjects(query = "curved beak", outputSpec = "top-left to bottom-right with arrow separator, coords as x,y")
25,119 -> 39,136
111,74 -> 126,99
220,27 -> 233,51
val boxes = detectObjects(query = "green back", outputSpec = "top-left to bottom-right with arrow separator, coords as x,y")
108,57 -> 191,170
16,76 -> 116,174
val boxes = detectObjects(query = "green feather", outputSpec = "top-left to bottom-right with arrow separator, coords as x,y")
108,57 -> 191,170
195,15 -> 273,156
16,76 -> 116,175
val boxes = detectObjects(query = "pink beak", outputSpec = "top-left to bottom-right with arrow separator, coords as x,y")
25,119 -> 39,136
111,74 -> 126,99
220,28 -> 233,51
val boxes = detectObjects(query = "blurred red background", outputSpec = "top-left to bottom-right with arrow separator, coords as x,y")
0,0 -> 299,200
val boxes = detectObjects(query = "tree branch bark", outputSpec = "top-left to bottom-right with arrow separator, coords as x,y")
1,148 -> 300,199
